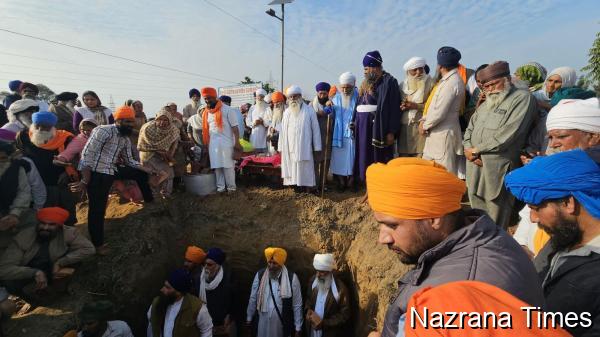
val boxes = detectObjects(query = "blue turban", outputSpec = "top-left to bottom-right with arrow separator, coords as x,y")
8,80 -> 22,92
505,149 -> 600,219
167,268 -> 192,293
32,111 -> 58,126
437,46 -> 461,68
189,88 -> 200,98
218,95 -> 232,104
363,50 -> 383,67
315,82 -> 331,93
206,248 -> 226,265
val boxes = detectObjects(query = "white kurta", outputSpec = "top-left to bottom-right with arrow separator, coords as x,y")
280,103 -> 322,187
208,105 -> 238,169
146,298 -> 213,337
246,104 -> 272,149
246,271 -> 304,337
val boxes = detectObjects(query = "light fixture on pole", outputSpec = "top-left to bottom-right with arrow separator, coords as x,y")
266,0 -> 293,92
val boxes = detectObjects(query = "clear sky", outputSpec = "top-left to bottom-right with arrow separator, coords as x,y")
0,0 -> 598,116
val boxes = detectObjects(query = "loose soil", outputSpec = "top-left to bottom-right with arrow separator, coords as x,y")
5,187 -> 410,337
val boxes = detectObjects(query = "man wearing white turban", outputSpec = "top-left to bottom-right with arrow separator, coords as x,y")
398,57 -> 434,157
246,88 -> 273,152
304,254 -> 350,337
325,72 -> 359,191
280,86 -> 322,191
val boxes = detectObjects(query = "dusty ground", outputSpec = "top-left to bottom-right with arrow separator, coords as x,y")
5,186 -> 410,337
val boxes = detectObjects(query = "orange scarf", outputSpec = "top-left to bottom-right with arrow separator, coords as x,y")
30,130 -> 78,180
202,100 -> 223,145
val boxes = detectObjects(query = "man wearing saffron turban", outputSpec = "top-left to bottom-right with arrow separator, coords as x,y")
0,207 -> 95,294
365,158 -> 544,337
201,87 -> 242,193
246,247 -> 303,337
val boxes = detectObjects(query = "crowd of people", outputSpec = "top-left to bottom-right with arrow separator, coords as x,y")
0,44 -> 598,337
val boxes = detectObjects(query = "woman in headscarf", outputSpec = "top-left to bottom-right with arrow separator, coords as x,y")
72,91 -> 113,132
532,66 -> 577,111
137,108 -> 180,197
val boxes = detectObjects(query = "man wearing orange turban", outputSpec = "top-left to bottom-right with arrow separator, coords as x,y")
268,91 -> 286,153
404,281 -> 570,337
183,245 -> 206,295
246,247 -> 304,337
201,87 -> 241,193
78,105 -> 157,255
365,157 -> 544,337
0,207 -> 95,294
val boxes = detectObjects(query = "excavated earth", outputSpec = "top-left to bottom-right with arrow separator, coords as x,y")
5,187 -> 410,337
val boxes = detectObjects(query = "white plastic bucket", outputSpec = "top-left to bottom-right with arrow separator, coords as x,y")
183,173 -> 216,196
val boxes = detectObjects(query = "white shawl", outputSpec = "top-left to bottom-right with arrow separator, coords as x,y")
198,266 -> 224,303
257,266 -> 292,313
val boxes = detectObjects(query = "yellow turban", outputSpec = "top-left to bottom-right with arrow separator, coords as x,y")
185,246 -> 206,264
264,247 -> 287,266
366,158 -> 466,219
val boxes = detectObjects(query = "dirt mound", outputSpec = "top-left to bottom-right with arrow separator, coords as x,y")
6,187 -> 410,337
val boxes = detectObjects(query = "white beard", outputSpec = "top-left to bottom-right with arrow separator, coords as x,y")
341,94 -> 351,109
272,106 -> 284,124
317,274 -> 333,295
485,81 -> 512,110
255,100 -> 267,109
30,126 -> 57,146
407,75 -> 426,91
289,99 -> 302,116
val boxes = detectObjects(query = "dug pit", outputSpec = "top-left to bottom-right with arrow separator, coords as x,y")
5,187 -> 410,337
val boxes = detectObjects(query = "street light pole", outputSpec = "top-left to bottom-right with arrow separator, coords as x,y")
267,0 -> 293,92
281,3 -> 284,92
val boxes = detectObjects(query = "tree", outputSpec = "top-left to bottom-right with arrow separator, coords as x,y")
582,30 -> 600,95
35,83 -> 55,101
240,76 -> 274,93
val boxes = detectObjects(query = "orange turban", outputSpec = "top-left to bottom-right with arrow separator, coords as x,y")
328,85 -> 337,97
113,105 -> 135,120
185,246 -> 206,264
271,91 -> 285,103
405,281 -> 571,337
264,247 -> 287,266
37,207 -> 69,225
366,158 -> 465,219
201,87 -> 217,98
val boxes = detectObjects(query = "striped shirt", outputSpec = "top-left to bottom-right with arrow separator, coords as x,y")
79,125 -> 140,175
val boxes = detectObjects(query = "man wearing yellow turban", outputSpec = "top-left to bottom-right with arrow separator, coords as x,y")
246,247 -> 303,337
365,158 -> 544,337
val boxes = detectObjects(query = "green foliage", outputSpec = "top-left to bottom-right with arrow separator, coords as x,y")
582,30 -> 600,95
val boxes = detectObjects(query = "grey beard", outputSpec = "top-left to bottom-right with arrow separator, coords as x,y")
341,95 -> 351,109
485,85 -> 511,110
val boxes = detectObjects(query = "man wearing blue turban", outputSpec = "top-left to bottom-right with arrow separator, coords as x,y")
505,149 -> 600,337
2,80 -> 22,110
354,50 -> 401,183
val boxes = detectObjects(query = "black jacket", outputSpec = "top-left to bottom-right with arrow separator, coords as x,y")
535,244 -> 600,337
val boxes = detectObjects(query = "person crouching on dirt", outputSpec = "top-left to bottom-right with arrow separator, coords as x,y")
147,268 -> 213,337
0,207 -> 95,297
71,300 -> 133,337
183,245 -> 206,295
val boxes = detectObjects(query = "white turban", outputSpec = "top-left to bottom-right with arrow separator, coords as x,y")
546,67 -> 577,88
546,97 -> 600,133
264,93 -> 272,103
286,85 -> 302,96
339,72 -> 356,85
313,253 -> 335,271
7,99 -> 38,115
255,88 -> 267,97
403,57 -> 427,72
